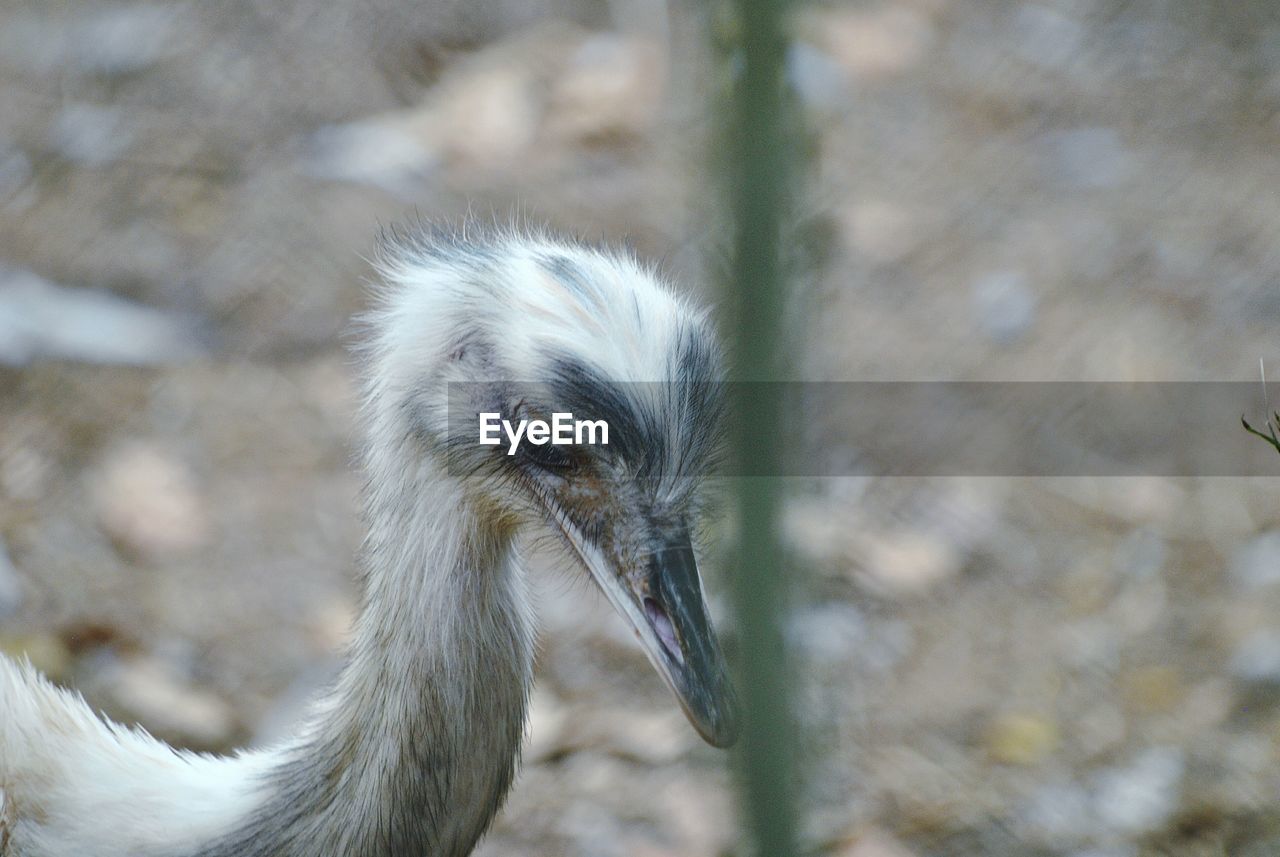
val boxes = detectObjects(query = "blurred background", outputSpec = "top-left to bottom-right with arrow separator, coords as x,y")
2,1 -> 1280,855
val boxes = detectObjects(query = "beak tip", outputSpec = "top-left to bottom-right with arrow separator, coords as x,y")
707,722 -> 739,749
694,681 -> 741,749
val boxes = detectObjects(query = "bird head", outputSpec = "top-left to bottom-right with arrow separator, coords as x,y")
365,227 -> 738,748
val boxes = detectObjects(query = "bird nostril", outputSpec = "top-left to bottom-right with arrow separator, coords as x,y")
643,597 -> 684,666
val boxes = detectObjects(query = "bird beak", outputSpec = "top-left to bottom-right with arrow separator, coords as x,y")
638,535 -> 740,748
558,522 -> 739,748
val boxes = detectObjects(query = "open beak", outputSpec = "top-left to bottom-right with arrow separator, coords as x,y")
639,535 -> 740,747
559,524 -> 739,748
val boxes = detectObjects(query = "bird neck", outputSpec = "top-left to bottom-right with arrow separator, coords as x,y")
201,441 -> 534,857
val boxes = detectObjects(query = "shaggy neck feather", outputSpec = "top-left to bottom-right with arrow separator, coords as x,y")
195,424 -> 534,857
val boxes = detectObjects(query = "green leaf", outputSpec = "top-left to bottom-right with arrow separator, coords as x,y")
1243,414 -> 1280,454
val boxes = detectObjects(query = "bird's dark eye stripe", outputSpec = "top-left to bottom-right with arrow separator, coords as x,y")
520,442 -> 574,472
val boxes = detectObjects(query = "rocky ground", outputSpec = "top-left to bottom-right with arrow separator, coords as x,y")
3,1 -> 1280,855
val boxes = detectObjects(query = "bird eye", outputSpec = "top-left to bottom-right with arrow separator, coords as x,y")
520,441 -> 575,473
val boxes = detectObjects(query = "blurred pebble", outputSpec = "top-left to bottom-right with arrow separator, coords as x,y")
74,5 -> 179,77
788,43 -> 848,111
0,7 -> 177,78
554,757 -> 632,848
856,529 -> 963,596
1043,127 -> 1134,190
1223,732 -> 1274,783
868,743 -> 978,828
309,27 -> 582,186
1230,530 -> 1280,591
0,267 -> 200,366
788,603 -> 868,666
1046,477 -> 1185,524
1122,665 -> 1183,714
0,633 -> 71,683
435,66 -> 538,169
299,357 -> 358,424
840,201 -> 918,265
837,826 -> 919,857
250,658 -> 342,748
1193,480 -> 1259,540
49,104 -> 132,167
624,842 -> 680,857
1230,630 -> 1280,685
1059,553 -> 1112,615
87,652 -> 236,750
547,34 -> 663,143
782,493 -> 854,568
92,443 -> 210,561
915,478 -> 1007,553
575,706 -> 692,765
524,685 -> 568,763
306,120 -> 437,191
1075,704 -> 1127,758
303,595 -> 356,655
0,16 -> 59,74
1111,529 -> 1166,580
863,618 -> 914,673
787,603 -> 912,673
1019,780 -> 1094,845
1109,577 -> 1166,638
985,712 -> 1058,766
972,271 -> 1036,345
1057,618 -> 1122,670
1091,747 -> 1185,836
656,776 -> 736,856
809,5 -> 934,82
0,538 -> 22,619
1055,213 -> 1122,281
1012,5 -> 1085,71
1178,678 -> 1233,733
1152,218 -> 1215,282
0,144 -> 32,201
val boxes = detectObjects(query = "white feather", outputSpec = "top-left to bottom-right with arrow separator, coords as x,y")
0,657 -> 273,856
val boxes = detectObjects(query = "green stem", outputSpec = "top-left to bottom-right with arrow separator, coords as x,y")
726,0 -> 798,853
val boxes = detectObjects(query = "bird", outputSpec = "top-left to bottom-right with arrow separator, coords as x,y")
0,226 -> 739,857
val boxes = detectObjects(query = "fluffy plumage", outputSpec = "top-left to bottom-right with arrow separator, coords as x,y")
0,227 -> 729,857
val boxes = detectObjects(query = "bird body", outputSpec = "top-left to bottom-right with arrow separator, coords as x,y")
0,229 -> 735,857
